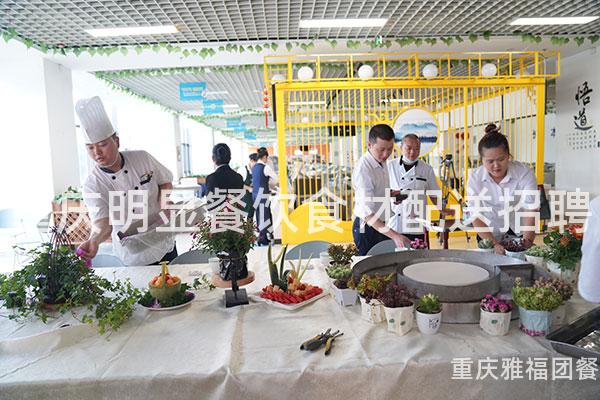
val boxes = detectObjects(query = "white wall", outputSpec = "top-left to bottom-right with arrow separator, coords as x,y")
555,46 -> 600,196
72,71 -> 178,182
0,40 -> 54,225
43,59 -> 80,194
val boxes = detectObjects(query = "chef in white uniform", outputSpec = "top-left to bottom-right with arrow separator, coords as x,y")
387,134 -> 442,240
76,96 -> 177,266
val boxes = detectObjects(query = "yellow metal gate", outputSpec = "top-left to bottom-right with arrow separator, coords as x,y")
265,52 -> 558,244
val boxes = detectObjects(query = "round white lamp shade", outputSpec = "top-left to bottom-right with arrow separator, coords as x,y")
271,74 -> 285,82
301,116 -> 309,123
297,66 -> 314,81
481,63 -> 497,77
358,64 -> 375,79
422,64 -> 438,79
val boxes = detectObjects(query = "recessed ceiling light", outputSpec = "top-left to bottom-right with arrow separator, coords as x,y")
86,25 -> 178,37
510,16 -> 598,25
299,18 -> 388,29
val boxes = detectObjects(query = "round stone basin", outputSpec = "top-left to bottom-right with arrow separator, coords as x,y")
403,261 -> 490,287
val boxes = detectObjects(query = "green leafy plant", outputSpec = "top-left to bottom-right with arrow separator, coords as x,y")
511,277 -> 562,311
525,245 -> 548,257
191,218 -> 255,257
267,244 -> 289,291
326,265 -> 353,289
0,242 -> 140,335
327,244 -> 357,267
532,277 -> 573,304
348,273 -> 392,303
417,293 -> 442,314
543,225 -> 583,271
478,238 -> 494,249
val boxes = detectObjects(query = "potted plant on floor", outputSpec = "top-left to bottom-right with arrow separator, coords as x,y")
327,244 -> 357,268
479,294 -> 513,336
501,238 -> 528,260
476,238 -> 494,252
377,283 -> 416,336
415,293 -> 443,334
544,225 -> 583,283
525,245 -> 548,268
326,265 -> 358,307
348,273 -> 392,324
512,277 -> 562,336
533,277 -> 573,326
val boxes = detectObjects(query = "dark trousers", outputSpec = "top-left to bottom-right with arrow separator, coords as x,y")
352,218 -> 390,256
151,244 -> 178,265
255,201 -> 273,245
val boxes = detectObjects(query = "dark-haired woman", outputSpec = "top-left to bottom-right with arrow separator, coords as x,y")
466,124 -> 538,255
242,153 -> 258,221
252,147 -> 278,245
204,143 -> 244,212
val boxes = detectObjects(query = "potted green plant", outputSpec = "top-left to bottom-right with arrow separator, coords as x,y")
543,225 -> 583,283
325,265 -> 358,307
501,238 -> 528,260
376,283 -> 416,336
0,229 -> 139,335
476,238 -> 494,252
512,277 -> 563,336
327,244 -> 357,268
532,277 -> 573,326
348,273 -> 391,324
192,218 -> 255,281
479,294 -> 513,336
415,293 -> 443,334
525,245 -> 548,268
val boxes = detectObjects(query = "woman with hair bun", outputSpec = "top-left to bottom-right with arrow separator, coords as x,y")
466,123 -> 538,255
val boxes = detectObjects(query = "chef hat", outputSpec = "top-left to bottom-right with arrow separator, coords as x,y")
75,96 -> 115,144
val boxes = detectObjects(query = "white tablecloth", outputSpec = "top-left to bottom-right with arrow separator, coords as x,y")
0,261 -> 598,400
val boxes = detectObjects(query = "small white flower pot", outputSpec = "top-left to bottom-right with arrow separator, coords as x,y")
331,284 -> 358,307
546,260 -> 579,284
415,309 -> 442,334
480,309 -> 512,336
319,252 -> 330,268
552,304 -> 567,326
525,255 -> 545,268
505,250 -> 526,260
359,297 -> 385,324
384,304 -> 414,336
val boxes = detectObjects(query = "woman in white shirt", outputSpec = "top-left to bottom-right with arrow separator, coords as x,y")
466,124 -> 538,255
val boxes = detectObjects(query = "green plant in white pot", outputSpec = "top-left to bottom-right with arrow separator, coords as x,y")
348,274 -> 391,324
525,245 -> 548,268
512,277 -> 562,337
376,283 -> 416,336
415,293 -> 442,334
477,238 -> 494,252
533,277 -> 573,327
326,265 -> 358,307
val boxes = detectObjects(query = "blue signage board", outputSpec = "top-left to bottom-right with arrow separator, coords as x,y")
179,82 -> 206,101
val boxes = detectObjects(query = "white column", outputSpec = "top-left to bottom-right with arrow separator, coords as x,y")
43,59 -> 80,195
173,114 -> 183,180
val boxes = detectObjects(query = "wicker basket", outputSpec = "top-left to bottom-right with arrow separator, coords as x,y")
51,200 -> 92,245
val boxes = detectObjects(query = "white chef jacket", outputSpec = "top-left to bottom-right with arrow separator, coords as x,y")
387,157 -> 441,233
352,150 -> 390,221
83,150 -> 175,266
579,196 -> 600,303
466,161 -> 538,238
